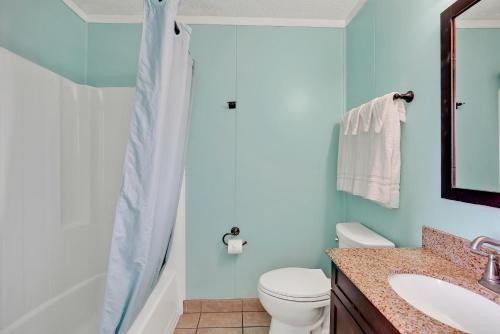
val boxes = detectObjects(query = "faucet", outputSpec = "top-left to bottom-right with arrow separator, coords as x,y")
470,236 -> 500,294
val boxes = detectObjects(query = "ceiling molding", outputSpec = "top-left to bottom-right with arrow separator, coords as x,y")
456,19 -> 500,28
64,0 -> 90,22
86,14 -> 143,24
63,0 -> 357,27
177,16 -> 346,28
345,0 -> 367,26
64,0 -> 143,23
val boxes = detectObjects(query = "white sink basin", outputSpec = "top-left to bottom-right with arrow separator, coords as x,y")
388,274 -> 500,334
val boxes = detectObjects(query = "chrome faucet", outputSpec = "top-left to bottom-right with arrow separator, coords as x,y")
470,236 -> 500,294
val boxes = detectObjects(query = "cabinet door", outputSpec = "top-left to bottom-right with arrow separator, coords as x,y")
331,292 -> 364,334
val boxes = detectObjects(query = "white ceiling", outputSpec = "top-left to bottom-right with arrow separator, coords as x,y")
180,0 -> 363,20
64,0 -> 367,26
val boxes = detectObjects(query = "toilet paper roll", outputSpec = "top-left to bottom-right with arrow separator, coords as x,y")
228,239 -> 243,255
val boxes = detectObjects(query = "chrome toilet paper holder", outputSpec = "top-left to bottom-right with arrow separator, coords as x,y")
222,227 -> 248,246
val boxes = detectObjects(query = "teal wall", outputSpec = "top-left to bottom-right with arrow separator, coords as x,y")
0,1 -> 141,86
455,28 -> 500,192
7,0 -> 500,299
186,25 -> 345,298
87,24 -> 142,87
345,0 -> 500,247
0,6 -> 346,297
0,0 -> 88,84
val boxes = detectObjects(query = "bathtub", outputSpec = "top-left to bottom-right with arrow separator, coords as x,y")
128,178 -> 187,334
0,178 -> 186,334
1,274 -> 106,334
127,271 -> 182,334
0,270 -> 182,334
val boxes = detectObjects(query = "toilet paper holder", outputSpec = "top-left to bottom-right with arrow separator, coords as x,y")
222,227 -> 248,246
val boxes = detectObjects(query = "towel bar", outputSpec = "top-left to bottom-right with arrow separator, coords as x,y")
393,91 -> 415,103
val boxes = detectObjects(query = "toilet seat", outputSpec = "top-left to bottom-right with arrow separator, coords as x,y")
259,285 -> 330,302
258,268 -> 330,302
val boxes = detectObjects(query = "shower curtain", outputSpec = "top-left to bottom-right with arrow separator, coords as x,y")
100,0 -> 192,332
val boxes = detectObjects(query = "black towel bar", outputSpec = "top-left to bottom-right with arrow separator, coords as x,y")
393,91 -> 415,103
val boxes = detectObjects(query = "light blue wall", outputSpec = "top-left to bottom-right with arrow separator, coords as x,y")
346,0 -> 500,247
0,0 -> 88,83
0,6 -> 346,297
455,28 -> 500,192
186,25 -> 238,298
0,1 -> 141,86
187,25 -> 345,298
86,24 -> 142,87
8,0 -> 499,299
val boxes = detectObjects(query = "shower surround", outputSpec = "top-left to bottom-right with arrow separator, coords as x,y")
0,47 -> 135,333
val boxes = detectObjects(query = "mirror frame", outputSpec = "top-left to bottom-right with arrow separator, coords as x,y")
441,0 -> 500,208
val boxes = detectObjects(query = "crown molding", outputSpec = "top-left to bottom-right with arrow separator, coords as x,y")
64,0 -> 143,23
345,0 -> 367,26
64,0 -> 90,22
177,16 -> 346,28
63,0 -> 362,27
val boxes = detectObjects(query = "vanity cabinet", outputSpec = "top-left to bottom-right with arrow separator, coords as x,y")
331,263 -> 400,334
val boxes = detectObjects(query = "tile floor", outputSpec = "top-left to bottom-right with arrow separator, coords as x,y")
175,299 -> 271,334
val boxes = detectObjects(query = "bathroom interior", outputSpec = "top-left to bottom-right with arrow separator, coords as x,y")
2,0 -> 500,333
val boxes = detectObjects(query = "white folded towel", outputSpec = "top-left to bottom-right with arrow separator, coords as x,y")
342,109 -> 354,135
337,93 -> 406,208
359,101 -> 374,133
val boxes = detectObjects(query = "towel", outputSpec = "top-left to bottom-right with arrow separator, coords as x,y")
337,93 -> 406,208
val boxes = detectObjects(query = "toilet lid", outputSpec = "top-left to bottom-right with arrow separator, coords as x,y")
258,268 -> 330,299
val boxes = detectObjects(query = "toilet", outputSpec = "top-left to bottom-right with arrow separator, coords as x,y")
258,223 -> 395,334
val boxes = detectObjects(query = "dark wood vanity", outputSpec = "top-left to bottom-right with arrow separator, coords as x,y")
330,263 -> 400,334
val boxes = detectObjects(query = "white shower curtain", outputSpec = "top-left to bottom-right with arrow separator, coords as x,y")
100,0 -> 192,332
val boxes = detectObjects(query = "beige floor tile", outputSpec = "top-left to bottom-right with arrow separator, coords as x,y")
243,328 -> 269,334
176,313 -> 200,329
202,299 -> 243,312
184,299 -> 202,313
242,299 -> 265,312
198,312 -> 242,328
174,329 -> 196,334
243,312 -> 271,327
196,328 -> 243,334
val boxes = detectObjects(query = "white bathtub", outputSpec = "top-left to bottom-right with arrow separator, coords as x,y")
127,177 -> 186,334
0,180 -> 185,334
0,270 -> 182,334
127,271 -> 182,334
1,274 -> 105,334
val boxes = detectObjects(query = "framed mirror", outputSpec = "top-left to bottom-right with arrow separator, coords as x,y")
442,0 -> 500,208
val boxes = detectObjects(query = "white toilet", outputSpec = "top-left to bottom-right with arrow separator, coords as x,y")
258,223 -> 395,334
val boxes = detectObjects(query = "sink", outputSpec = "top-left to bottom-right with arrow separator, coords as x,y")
388,274 -> 500,334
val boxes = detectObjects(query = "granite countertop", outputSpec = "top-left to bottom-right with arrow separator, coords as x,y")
325,247 -> 500,334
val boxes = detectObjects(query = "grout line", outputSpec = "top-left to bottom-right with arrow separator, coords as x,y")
197,326 -> 242,328
195,311 -> 201,329
198,310 -> 265,313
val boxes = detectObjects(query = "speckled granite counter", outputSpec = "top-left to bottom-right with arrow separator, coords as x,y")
325,247 -> 500,334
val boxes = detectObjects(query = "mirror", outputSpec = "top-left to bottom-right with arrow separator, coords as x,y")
455,0 -> 500,192
442,0 -> 500,207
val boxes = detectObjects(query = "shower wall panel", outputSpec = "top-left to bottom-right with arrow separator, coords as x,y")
0,47 -> 134,332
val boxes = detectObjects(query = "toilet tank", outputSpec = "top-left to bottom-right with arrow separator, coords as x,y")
336,222 -> 395,248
